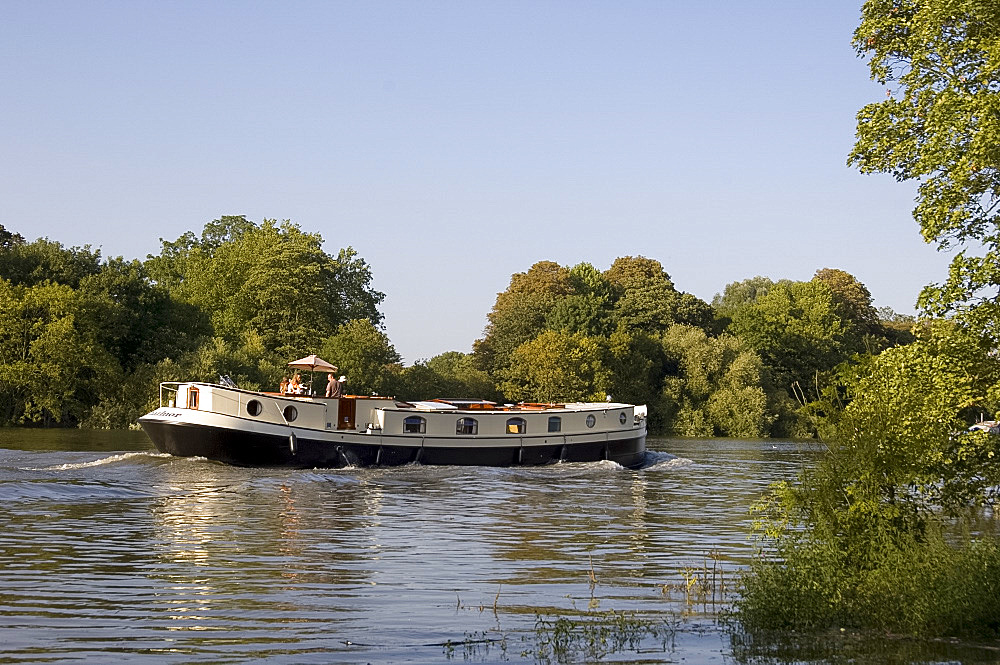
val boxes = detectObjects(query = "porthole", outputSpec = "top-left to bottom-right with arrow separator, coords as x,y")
619,412 -> 627,425
247,399 -> 262,417
586,414 -> 596,428
283,405 -> 298,422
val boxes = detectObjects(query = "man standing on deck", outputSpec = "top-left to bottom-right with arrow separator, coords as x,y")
325,368 -> 342,397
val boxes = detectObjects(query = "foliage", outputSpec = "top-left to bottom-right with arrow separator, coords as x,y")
474,261 -> 573,374
605,256 -> 712,334
147,216 -> 385,360
877,305 -> 918,346
659,325 -> 773,438
498,330 -> 610,403
737,322 -> 1000,636
0,224 -> 25,250
739,523 -> 1000,636
849,0 -> 1000,336
737,5 -> 1000,636
474,256 -> 740,432
728,279 -> 862,393
0,218 -> 386,428
605,329 -> 667,427
392,352 -> 499,402
813,267 -> 880,333
711,276 -> 781,327
0,236 -> 102,288
321,319 -> 400,396
0,279 -> 116,425
78,258 -> 208,372
0,215 -> 907,438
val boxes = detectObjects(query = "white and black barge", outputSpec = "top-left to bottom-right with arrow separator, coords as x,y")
138,382 -> 648,469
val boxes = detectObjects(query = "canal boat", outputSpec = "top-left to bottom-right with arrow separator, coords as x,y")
138,381 -> 648,468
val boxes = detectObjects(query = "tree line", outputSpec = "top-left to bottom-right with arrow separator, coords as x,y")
0,217 -> 387,428
0,215 -> 917,439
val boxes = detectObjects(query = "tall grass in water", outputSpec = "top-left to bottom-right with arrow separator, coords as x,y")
737,522 -> 1000,636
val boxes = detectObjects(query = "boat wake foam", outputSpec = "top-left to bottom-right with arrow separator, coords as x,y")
640,451 -> 694,471
32,451 -> 173,471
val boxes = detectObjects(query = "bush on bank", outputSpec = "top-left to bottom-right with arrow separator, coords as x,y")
736,322 -> 1000,637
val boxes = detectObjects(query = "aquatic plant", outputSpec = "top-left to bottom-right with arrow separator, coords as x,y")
525,610 -> 675,664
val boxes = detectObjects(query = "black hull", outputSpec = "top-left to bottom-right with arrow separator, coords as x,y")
140,420 -> 647,469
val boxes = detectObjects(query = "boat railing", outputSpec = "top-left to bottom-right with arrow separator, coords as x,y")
157,380 -> 232,407
158,382 -> 183,408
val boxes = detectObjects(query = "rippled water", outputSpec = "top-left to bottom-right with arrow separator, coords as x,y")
0,431 -> 995,664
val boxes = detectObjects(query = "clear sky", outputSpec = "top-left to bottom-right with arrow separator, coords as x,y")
1,1 -> 948,363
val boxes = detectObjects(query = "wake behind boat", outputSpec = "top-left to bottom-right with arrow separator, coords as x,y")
138,379 -> 648,469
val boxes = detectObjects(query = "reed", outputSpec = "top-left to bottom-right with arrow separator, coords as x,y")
659,550 -> 735,609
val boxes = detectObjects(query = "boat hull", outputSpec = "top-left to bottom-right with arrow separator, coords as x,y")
139,418 -> 647,469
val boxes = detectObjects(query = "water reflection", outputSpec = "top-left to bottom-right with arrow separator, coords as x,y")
3,431 -> 992,663
628,473 -> 650,557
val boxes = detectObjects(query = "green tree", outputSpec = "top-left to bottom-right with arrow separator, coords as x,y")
711,276 -> 778,318
394,352 -> 499,402
425,351 -> 498,399
544,263 -> 617,336
321,319 -> 400,396
0,236 -> 102,288
78,258 -> 208,372
739,4 -> 1000,635
605,256 -> 712,334
146,216 -> 385,359
474,261 -> 573,374
0,224 -> 25,250
659,325 -> 773,438
729,279 -> 863,392
813,268 -> 880,332
605,329 -> 666,413
0,280 -> 116,425
849,0 -> 1000,336
498,330 -> 610,403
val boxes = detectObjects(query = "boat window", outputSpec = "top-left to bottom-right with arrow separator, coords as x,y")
187,387 -> 199,410
619,412 -> 627,425
403,415 -> 426,434
506,417 -> 526,434
547,416 -> 561,432
586,414 -> 596,428
246,399 -> 262,417
456,417 -> 478,435
283,405 -> 298,422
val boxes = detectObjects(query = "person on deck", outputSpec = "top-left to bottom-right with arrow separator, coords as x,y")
290,373 -> 302,394
279,376 -> 289,394
326,370 -> 342,398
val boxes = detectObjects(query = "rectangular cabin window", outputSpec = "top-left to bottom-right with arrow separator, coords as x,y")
187,387 -> 199,410
547,416 -> 561,432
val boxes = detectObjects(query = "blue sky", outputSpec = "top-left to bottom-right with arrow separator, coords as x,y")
1,2 -> 947,363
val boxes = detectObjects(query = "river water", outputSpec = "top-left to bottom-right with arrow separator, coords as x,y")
0,430 -> 996,664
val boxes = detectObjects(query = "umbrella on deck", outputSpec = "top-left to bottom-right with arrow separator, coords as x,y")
288,354 -> 337,372
288,355 -> 338,394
